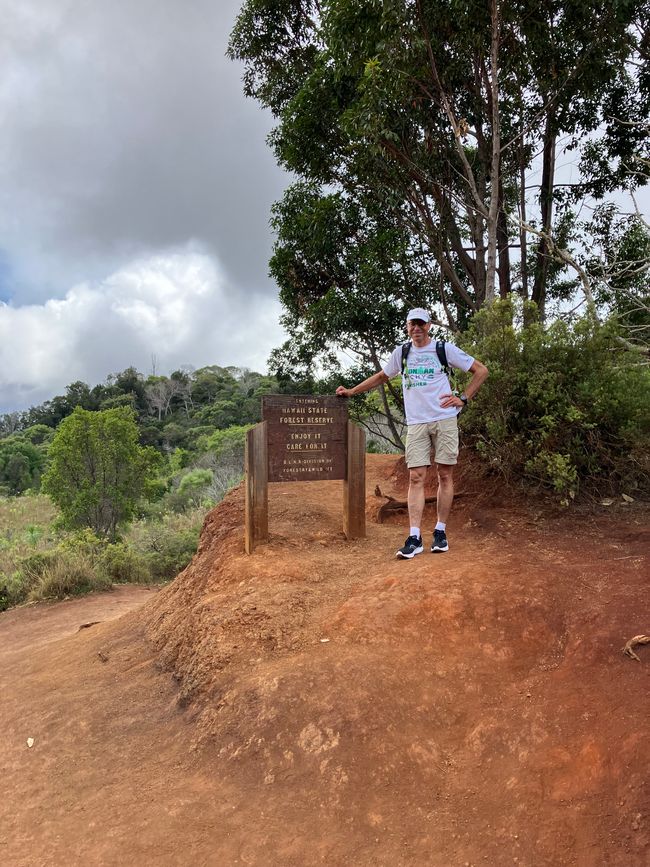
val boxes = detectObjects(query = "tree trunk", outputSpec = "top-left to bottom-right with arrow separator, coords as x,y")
484,0 -> 501,305
497,178 -> 511,298
532,111 -> 556,318
519,135 -> 529,301
368,343 -> 405,450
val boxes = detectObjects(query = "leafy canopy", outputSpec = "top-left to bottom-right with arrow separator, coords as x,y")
42,407 -> 161,538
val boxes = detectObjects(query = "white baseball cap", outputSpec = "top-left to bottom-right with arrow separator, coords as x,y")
406,307 -> 431,322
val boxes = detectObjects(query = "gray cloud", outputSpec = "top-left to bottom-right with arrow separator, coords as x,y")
0,0 -> 287,302
0,0 -> 293,411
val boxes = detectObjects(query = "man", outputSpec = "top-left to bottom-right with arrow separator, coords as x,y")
336,308 -> 488,559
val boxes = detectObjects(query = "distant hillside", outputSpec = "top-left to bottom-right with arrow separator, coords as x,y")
0,364 -> 319,497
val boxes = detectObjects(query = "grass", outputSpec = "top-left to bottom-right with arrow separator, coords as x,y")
31,554 -> 112,601
0,494 -> 59,585
0,494 -> 204,610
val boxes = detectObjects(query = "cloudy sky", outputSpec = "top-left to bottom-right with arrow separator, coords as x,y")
2,3 -> 647,415
0,0 -> 290,412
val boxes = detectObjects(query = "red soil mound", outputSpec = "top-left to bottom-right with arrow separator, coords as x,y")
1,454 -> 648,866
140,454 -> 649,865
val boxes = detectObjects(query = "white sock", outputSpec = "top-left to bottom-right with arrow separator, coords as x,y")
435,521 -> 446,532
410,527 -> 421,539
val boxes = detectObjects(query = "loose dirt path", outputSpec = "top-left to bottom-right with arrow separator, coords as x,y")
1,455 -> 648,866
0,585 -> 157,655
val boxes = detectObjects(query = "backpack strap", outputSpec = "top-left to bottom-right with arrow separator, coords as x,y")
401,341 -> 412,373
435,340 -> 450,376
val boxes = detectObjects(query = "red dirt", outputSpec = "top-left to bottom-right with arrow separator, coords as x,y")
1,454 -> 648,866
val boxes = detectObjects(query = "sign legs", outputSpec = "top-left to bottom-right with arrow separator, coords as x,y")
344,421 -> 366,539
245,421 -> 268,554
244,417 -> 366,553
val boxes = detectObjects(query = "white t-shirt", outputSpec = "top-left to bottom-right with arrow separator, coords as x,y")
382,340 -> 475,425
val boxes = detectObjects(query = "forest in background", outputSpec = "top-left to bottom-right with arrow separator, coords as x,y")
0,364 -> 300,609
1,317 -> 648,612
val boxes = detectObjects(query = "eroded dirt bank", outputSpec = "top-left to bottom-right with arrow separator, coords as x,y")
1,455 -> 648,866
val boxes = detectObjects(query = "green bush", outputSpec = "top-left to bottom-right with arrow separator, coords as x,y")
145,528 -> 200,581
0,571 -> 31,611
163,468 -> 214,512
1,548 -> 112,605
0,559 -> 48,610
178,468 -> 213,495
200,424 -> 251,458
126,512 -> 201,581
460,299 -> 650,501
57,528 -> 105,557
96,544 -> 151,584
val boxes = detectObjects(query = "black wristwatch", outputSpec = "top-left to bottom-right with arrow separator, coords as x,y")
460,393 -> 469,406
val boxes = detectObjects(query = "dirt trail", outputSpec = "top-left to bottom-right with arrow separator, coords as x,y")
1,454 -> 648,867
0,585 -> 157,656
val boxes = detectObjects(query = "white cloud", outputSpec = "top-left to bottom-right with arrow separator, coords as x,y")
0,247 -> 286,412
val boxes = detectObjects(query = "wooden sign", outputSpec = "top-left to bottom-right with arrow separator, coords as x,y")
262,395 -> 348,482
244,396 -> 366,553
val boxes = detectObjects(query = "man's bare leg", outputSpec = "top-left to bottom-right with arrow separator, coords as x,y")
435,463 -> 454,523
395,466 -> 429,558
407,466 -> 428,531
430,463 -> 454,552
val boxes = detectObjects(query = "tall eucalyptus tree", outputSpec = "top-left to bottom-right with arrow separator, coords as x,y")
230,0 -> 649,361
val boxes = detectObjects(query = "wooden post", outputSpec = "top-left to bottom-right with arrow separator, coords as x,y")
245,421 -> 268,554
343,421 -> 366,539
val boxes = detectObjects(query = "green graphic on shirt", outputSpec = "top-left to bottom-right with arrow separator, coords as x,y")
404,353 -> 442,389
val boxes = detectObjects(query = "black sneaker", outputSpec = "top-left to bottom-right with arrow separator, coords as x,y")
431,529 -> 449,553
396,535 -> 424,559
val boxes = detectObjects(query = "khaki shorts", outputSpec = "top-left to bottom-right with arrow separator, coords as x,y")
405,417 -> 459,467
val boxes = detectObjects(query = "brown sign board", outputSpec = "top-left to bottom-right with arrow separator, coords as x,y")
262,395 -> 348,482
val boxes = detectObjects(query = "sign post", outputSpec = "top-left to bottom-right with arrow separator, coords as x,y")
244,396 -> 365,553
344,421 -> 366,540
244,421 -> 268,555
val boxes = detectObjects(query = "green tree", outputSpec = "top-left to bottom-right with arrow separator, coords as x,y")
42,407 -> 161,538
0,439 -> 46,494
268,181 -> 439,444
230,0 -> 648,324
585,205 -> 650,349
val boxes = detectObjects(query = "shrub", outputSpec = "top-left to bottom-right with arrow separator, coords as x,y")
0,490 -> 202,610
178,468 -> 213,496
57,528 -> 105,557
96,544 -> 151,584
0,572 -> 29,611
24,525 -> 43,547
165,468 -> 214,512
126,512 -> 201,581
197,427 -> 249,502
460,299 -> 650,501
0,567 -> 37,610
145,528 -> 200,581
8,550 -> 60,604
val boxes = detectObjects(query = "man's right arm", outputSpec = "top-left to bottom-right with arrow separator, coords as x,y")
336,370 -> 390,398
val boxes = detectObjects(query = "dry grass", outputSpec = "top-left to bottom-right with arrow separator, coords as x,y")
1,495 -> 204,609
0,494 -> 59,579
29,554 -> 112,602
